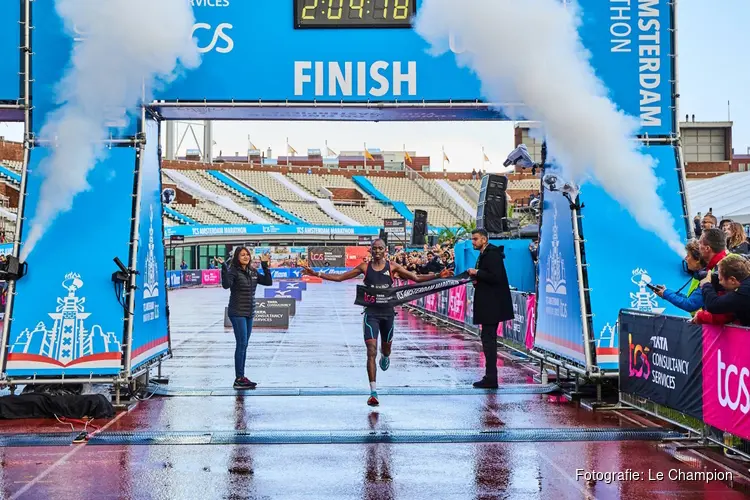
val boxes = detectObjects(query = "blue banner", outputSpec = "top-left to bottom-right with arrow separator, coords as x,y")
578,0 -> 674,135
165,224 -> 381,238
130,119 -> 170,371
534,185 -> 586,365
454,239 -> 537,293
279,281 -> 307,291
264,288 -> 302,301
24,0 -> 674,134
6,147 -> 134,376
30,3 -> 138,136
167,270 -> 183,289
0,0 -> 20,102
582,145 -> 688,370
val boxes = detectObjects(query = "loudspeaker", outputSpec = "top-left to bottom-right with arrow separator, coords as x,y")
476,174 -> 509,233
411,209 -> 428,246
378,229 -> 388,246
427,235 -> 437,247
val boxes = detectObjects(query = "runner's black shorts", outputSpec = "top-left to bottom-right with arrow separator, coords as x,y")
363,310 -> 395,343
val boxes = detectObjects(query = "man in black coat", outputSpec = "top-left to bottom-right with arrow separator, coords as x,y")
467,229 -> 514,388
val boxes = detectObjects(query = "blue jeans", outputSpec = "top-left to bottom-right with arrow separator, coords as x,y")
229,316 -> 253,379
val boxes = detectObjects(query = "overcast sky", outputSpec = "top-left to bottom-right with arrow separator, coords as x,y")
2,1 -> 747,171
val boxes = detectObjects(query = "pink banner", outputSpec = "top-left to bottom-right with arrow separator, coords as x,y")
424,293 -> 438,312
525,294 -> 536,350
448,285 -> 466,321
702,324 -> 750,440
201,269 -> 221,286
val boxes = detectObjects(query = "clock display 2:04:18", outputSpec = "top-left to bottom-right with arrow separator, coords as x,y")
298,0 -> 414,24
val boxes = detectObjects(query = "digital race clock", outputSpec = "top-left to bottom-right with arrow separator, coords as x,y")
294,0 -> 416,29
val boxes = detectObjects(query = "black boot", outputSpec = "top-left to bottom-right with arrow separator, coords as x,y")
473,378 -> 498,389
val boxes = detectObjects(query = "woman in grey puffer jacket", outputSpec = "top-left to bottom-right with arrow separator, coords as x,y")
219,247 -> 272,389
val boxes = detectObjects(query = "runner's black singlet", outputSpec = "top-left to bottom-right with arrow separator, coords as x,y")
363,261 -> 395,312
362,260 -> 395,342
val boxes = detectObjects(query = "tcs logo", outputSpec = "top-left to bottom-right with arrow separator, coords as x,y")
717,350 -> 750,413
192,23 -> 234,54
628,334 -> 651,380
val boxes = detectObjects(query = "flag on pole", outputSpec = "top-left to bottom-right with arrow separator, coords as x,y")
404,151 -> 413,164
364,149 -> 375,161
287,143 -> 298,155
483,152 -> 490,163
248,136 -> 257,151
443,151 -> 450,163
327,146 -> 338,156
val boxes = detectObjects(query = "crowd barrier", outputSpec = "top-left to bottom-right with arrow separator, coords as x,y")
619,310 -> 750,458
167,267 -> 351,289
398,279 -> 536,351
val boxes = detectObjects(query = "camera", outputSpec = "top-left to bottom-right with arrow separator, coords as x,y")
503,144 -> 537,169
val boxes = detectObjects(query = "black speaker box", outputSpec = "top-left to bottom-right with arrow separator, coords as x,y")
476,174 -> 509,233
411,209 -> 428,246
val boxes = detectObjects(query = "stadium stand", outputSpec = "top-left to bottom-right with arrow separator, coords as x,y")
0,138 -> 543,237
174,170 -> 288,224
369,176 -> 464,227
227,170 -> 340,225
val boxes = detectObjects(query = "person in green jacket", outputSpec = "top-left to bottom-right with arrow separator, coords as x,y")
655,240 -> 705,316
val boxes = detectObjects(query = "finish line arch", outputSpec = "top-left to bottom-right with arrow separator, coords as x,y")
0,0 -> 687,385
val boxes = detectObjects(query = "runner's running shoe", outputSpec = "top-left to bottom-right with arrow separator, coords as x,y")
379,355 -> 390,371
367,392 -> 380,406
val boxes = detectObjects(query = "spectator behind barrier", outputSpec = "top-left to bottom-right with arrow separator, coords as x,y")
699,229 -> 728,279
692,229 -> 735,325
699,254 -> 750,327
726,222 -> 750,257
702,213 -> 718,231
693,215 -> 702,239
656,240 -> 705,316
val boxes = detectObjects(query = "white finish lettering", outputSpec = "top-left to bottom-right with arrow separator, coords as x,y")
329,62 -> 353,96
294,61 -> 418,98
294,61 -> 312,96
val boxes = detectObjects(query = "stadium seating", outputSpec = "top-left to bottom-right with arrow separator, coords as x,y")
1,160 -> 22,172
278,201 -> 340,225
176,170 -> 289,224
370,177 -> 464,227
288,172 -> 362,195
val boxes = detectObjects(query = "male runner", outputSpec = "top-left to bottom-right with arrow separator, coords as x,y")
301,239 -> 452,406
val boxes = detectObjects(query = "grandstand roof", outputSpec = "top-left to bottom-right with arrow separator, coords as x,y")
687,171 -> 750,223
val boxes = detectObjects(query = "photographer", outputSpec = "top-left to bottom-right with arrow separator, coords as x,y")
655,241 -> 705,315
699,254 -> 750,327
219,247 -> 273,390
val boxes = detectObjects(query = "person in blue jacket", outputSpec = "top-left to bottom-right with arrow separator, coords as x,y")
655,240 -> 705,315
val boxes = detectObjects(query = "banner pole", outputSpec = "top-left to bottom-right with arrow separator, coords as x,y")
1,0 -> 32,376
571,204 -> 595,371
122,106 -> 147,377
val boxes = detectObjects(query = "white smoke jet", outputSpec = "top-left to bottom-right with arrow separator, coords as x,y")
20,0 -> 200,261
415,0 -> 685,257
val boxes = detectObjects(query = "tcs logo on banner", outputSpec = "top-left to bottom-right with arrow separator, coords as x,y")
192,23 -> 234,54
628,334 -> 651,380
717,350 -> 750,414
